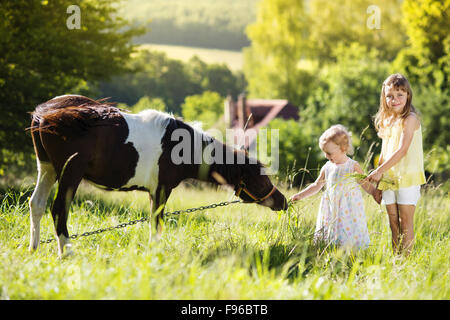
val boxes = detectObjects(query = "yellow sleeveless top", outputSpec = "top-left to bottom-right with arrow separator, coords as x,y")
378,121 -> 426,190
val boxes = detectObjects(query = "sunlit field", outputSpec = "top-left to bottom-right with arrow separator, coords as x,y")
0,181 -> 448,300
138,44 -> 243,71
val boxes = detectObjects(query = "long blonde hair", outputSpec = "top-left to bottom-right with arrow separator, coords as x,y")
374,73 -> 417,137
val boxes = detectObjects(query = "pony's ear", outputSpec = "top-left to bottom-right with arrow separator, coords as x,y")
257,158 -> 269,169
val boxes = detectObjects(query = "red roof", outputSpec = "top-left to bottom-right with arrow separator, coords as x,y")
229,99 -> 299,148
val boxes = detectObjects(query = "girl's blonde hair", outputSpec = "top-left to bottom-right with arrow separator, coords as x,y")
374,73 -> 417,136
319,124 -> 354,155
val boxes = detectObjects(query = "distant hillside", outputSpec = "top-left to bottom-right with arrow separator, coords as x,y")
122,0 -> 258,50
139,44 -> 243,71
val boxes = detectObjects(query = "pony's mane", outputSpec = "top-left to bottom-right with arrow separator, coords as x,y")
157,111 -> 265,186
193,126 -> 265,186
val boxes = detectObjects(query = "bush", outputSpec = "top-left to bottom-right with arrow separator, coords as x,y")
262,119 -> 322,187
302,43 -> 389,165
181,91 -> 224,129
98,50 -> 243,115
130,96 -> 167,113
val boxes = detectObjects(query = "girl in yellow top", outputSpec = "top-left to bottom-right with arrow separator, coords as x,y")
367,74 -> 426,255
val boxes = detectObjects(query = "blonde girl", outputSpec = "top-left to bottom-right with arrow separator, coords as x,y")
291,125 -> 380,249
366,73 -> 426,255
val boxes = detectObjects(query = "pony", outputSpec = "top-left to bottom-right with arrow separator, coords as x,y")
28,95 -> 288,256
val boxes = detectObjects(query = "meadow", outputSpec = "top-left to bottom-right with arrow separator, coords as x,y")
138,44 -> 244,71
0,180 -> 448,300
123,0 -> 257,50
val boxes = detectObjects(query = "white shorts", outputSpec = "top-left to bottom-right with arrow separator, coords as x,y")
382,185 -> 421,206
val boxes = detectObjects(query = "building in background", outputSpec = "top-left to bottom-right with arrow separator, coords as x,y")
224,93 -> 299,148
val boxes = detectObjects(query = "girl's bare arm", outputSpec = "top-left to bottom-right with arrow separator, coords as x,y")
354,162 -> 382,204
354,162 -> 376,195
290,168 -> 326,202
378,150 -> 384,166
367,114 -> 420,182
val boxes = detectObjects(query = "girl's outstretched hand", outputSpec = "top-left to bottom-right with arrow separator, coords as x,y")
290,194 -> 302,202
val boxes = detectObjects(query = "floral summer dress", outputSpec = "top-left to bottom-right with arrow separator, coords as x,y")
314,158 -> 370,249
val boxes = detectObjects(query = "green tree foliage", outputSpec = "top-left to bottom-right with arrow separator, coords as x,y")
122,0 -> 258,50
98,49 -> 198,114
98,50 -> 244,115
392,0 -> 450,178
306,0 -> 406,63
186,56 -> 246,98
0,0 -> 144,168
303,43 -> 389,159
181,91 -> 224,129
130,96 -> 167,113
414,85 -> 450,176
243,0 -> 311,105
263,119 -> 321,185
244,0 -> 448,181
393,0 -> 450,88
268,44 -> 388,183
99,50 -> 199,113
244,0 -> 405,106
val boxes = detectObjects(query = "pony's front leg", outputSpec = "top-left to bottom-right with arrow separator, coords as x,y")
149,186 -> 171,242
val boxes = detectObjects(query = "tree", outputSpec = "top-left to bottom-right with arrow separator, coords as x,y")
391,0 -> 450,178
181,91 -> 224,129
243,0 -> 405,106
393,0 -> 450,88
302,43 -> 389,165
122,0 -> 258,50
306,0 -> 405,63
243,0 -> 448,183
130,96 -> 167,113
185,56 -> 245,98
0,0 -> 144,169
243,0 -> 310,105
99,51 -> 245,115
98,49 -> 197,114
262,118 -> 321,186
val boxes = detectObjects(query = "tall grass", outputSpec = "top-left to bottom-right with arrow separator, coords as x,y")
0,181 -> 448,299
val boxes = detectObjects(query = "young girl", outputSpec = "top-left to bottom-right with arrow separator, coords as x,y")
290,125 -> 381,249
366,73 -> 425,255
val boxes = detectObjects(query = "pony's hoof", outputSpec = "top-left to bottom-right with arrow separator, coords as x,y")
149,229 -> 163,243
150,233 -> 161,242
59,247 -> 75,259
58,242 -> 74,259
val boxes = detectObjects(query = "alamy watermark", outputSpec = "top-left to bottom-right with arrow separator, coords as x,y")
366,5 -> 381,30
170,128 -> 280,175
66,5 -> 81,30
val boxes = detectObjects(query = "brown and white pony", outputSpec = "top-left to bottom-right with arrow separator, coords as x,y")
28,95 -> 288,256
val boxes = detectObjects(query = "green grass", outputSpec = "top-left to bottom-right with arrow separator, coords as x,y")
0,181 -> 449,299
138,44 -> 244,71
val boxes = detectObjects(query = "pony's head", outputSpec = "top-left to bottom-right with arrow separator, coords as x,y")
231,151 -> 288,211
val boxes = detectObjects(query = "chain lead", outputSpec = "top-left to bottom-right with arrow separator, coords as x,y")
39,200 -> 241,244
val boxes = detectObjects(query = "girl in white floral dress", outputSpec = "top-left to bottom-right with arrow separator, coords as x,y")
291,125 -> 381,249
